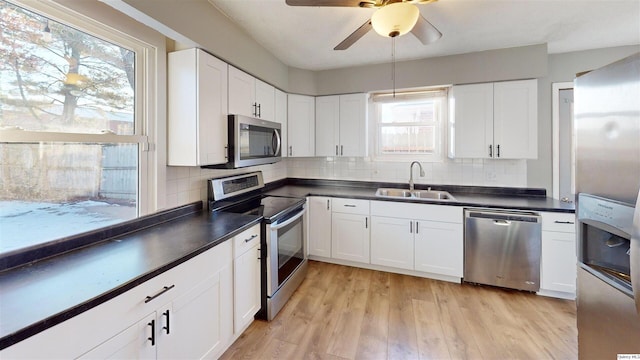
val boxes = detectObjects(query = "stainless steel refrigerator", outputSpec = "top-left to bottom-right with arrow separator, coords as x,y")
575,52 -> 640,358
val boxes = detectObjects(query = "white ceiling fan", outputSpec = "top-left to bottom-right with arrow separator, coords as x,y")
285,0 -> 443,50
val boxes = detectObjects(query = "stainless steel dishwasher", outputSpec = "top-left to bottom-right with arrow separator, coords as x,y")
464,209 -> 542,292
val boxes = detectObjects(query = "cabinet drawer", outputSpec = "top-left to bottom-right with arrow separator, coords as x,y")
331,198 -> 370,215
541,212 -> 576,233
234,224 -> 261,256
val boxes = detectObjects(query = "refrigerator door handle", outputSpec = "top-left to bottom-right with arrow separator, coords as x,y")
631,188 -> 640,315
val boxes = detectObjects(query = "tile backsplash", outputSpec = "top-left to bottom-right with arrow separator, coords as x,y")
286,157 -> 527,188
165,157 -> 526,209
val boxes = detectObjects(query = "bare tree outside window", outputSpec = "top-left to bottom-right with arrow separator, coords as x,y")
0,1 -> 143,254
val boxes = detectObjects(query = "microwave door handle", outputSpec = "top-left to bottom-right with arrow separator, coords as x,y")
272,129 -> 282,156
270,208 -> 305,230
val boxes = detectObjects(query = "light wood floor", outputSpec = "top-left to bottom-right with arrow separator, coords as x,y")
221,260 -> 578,360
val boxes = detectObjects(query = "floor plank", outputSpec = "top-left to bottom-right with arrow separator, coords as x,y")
221,261 -> 578,360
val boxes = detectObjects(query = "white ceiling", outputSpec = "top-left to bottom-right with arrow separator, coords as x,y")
207,0 -> 640,71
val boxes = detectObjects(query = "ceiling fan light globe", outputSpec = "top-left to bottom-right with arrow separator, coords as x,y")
371,2 -> 420,38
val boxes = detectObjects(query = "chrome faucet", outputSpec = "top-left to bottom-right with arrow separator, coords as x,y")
409,161 -> 425,191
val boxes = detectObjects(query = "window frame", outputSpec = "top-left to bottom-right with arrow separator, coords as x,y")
370,88 -> 449,163
0,0 -> 156,218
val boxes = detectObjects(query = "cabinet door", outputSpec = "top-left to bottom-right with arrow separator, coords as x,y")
287,94 -> 315,157
197,50 -> 228,165
449,83 -> 494,158
77,313 -> 156,360
275,89 -> 288,157
370,216 -> 414,270
541,230 -> 577,294
233,244 -> 261,333
308,197 -> 332,257
255,79 -> 275,121
414,220 -> 463,277
339,93 -> 367,157
493,79 -> 538,159
167,48 -> 227,166
331,213 -> 370,263
228,66 -> 255,117
315,95 -> 340,156
157,264 -> 233,360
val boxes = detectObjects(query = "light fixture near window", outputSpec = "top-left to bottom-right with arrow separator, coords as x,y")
371,2 -> 420,38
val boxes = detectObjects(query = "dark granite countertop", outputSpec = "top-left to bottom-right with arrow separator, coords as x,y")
0,204 -> 261,350
0,178 -> 574,351
265,179 -> 575,213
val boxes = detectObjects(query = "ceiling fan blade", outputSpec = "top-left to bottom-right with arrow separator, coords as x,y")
334,20 -> 372,50
285,0 -> 368,7
411,15 -> 442,45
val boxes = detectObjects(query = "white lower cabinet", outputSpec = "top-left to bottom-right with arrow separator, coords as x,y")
331,198 -> 370,264
1,228 -> 261,359
307,197 -> 332,257
539,212 -> 576,298
370,201 -> 463,279
414,220 -> 463,277
233,225 -> 261,334
370,216 -> 414,270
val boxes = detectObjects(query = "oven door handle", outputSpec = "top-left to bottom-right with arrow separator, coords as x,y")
270,209 -> 305,230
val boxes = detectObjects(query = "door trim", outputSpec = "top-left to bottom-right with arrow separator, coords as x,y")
552,82 -> 574,200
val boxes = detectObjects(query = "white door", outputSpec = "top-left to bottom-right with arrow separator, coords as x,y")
450,83 -> 494,158
255,79 -> 275,120
77,313 -> 156,360
198,50 -> 228,165
370,216 -> 414,270
414,220 -> 463,277
287,94 -> 315,157
308,197 -> 332,257
275,89 -> 288,157
493,79 -> 538,159
339,93 -> 367,157
541,231 -> 577,294
228,66 -> 255,117
233,244 -> 261,333
331,212 -> 370,264
315,95 -> 340,156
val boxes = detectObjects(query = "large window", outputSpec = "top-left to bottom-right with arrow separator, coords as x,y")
0,0 -> 150,255
372,89 -> 447,161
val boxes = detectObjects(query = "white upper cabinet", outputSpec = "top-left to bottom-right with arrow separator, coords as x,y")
287,94 -> 315,157
315,93 -> 367,157
449,79 -> 538,159
167,48 -> 228,166
275,89 -> 288,158
228,66 -> 275,121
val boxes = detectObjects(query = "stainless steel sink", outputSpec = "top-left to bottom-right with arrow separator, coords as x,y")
375,188 -> 456,201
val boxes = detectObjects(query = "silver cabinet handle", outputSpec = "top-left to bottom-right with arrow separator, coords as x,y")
340,145 -> 344,156
336,145 -> 339,156
554,221 -> 575,224
289,146 -> 292,156
257,103 -> 261,118
489,144 -> 493,157
326,199 -> 330,210
496,144 -> 500,158
344,204 -> 356,207
365,217 -> 368,229
416,221 -> 419,234
410,221 -> 413,233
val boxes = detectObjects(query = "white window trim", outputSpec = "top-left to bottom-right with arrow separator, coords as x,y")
1,0 -> 162,216
369,88 -> 448,163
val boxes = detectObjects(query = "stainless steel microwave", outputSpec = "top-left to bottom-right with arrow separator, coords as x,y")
205,114 -> 282,169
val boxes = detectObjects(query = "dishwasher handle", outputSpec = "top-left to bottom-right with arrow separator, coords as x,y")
466,210 -> 540,223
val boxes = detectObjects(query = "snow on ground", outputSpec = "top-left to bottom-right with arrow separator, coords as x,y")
0,200 -> 136,254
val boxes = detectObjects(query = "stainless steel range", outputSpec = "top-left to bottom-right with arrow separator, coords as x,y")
208,172 -> 307,321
